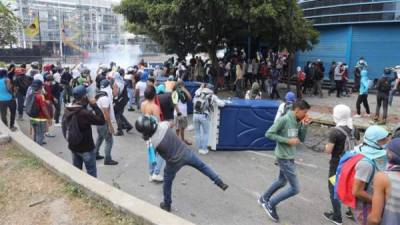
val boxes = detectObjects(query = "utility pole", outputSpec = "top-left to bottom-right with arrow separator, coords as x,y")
287,0 -> 294,90
37,11 -> 43,65
18,0 -> 26,48
58,0 -> 63,58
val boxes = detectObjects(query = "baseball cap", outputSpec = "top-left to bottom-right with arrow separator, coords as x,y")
72,85 -> 87,100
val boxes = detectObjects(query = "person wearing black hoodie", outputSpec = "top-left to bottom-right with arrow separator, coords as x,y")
62,85 -> 105,177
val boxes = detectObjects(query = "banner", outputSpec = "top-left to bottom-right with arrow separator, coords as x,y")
25,16 -> 39,37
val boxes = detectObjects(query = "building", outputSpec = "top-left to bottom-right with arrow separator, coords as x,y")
13,0 -> 123,56
297,0 -> 400,79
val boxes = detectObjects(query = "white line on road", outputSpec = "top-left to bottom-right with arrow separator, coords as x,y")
247,151 -> 319,169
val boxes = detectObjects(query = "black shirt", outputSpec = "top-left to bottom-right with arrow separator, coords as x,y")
158,93 -> 175,121
61,72 -> 73,85
328,126 -> 360,169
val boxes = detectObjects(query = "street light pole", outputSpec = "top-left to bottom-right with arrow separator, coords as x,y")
58,0 -> 63,58
17,0 -> 26,48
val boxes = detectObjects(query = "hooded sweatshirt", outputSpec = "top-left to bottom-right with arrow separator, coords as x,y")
359,70 -> 369,95
64,104 -> 105,153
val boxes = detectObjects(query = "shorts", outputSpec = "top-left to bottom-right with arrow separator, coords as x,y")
175,115 -> 188,129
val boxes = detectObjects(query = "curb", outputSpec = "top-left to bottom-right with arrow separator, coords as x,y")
0,122 -> 196,225
0,133 -> 10,144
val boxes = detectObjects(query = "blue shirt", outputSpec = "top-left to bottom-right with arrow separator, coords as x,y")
0,77 -> 12,101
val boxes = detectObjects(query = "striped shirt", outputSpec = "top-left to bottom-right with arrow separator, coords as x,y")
382,171 -> 400,225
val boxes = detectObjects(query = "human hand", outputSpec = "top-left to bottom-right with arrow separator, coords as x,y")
108,125 -> 115,135
288,138 -> 300,146
89,98 -> 97,105
302,116 -> 312,126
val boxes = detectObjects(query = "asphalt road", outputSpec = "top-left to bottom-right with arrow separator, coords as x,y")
18,110 -> 357,225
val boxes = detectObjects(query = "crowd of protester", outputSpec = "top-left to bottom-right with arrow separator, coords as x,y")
1,54 -> 400,225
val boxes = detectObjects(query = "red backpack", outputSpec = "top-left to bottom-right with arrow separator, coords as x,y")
335,151 -> 375,208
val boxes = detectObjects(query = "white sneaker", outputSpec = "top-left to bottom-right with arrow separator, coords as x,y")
198,149 -> 209,155
364,114 -> 371,118
354,114 -> 362,118
54,123 -> 61,127
151,174 -> 164,182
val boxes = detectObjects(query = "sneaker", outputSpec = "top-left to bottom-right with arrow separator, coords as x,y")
45,133 -> 56,138
364,114 -> 371,117
114,131 -> 124,136
17,115 -> 24,121
10,126 -> 17,132
258,196 -> 267,206
354,114 -> 362,118
198,149 -> 209,155
160,202 -> 171,212
126,126 -> 133,133
96,155 -> 105,160
216,181 -> 228,191
104,159 -> 119,165
323,212 -> 342,225
263,201 -> 279,222
345,208 -> 355,220
54,123 -> 61,127
151,173 -> 164,182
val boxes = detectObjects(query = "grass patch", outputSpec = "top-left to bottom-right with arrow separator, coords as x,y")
63,182 -> 144,225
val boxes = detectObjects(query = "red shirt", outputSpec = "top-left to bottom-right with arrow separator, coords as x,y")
44,83 -> 54,102
34,93 -> 49,119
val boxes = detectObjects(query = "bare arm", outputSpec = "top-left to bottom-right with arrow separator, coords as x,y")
325,143 -> 335,154
101,107 -> 114,134
368,172 -> 389,225
353,179 -> 372,204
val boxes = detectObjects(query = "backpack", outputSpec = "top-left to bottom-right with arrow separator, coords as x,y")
193,89 -> 212,114
334,151 -> 375,208
281,103 -> 292,117
335,126 -> 357,154
95,90 -> 108,100
62,109 -> 84,146
25,92 -> 40,118
18,75 -> 32,92
298,72 -> 305,82
378,76 -> 391,93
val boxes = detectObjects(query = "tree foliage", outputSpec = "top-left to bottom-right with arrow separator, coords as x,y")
0,2 -> 20,47
115,0 -> 319,65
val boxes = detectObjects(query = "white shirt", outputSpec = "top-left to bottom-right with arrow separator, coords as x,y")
176,100 -> 188,117
135,81 -> 147,97
97,87 -> 116,122
274,102 -> 286,123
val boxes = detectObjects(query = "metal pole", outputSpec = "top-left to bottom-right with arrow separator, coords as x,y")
58,0 -> 63,58
18,0 -> 26,48
90,0 -> 94,50
38,11 -> 43,65
96,10 -> 99,52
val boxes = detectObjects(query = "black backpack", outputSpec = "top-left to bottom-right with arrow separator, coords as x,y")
25,92 -> 40,118
378,77 -> 391,93
95,90 -> 108,100
18,75 -> 32,92
62,109 -> 83,146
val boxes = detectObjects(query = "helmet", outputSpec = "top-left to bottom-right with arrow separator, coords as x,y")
0,68 -> 7,77
135,115 -> 158,140
81,68 -> 90,76
31,61 -> 39,69
384,67 -> 392,75
127,66 -> 135,74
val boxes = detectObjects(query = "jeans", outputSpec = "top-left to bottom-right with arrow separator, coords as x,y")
95,124 -> 114,161
356,94 -> 370,115
127,87 -> 135,108
72,149 -> 97,177
0,99 -> 16,128
389,89 -> 399,106
235,79 -> 244,98
193,113 -> 210,150
313,80 -> 323,97
149,153 -> 165,175
114,103 -> 132,132
262,159 -> 300,207
163,150 -> 222,205
53,97 -> 61,124
62,84 -> 72,103
31,120 -> 47,145
375,93 -> 389,120
270,83 -> 280,99
328,165 -> 342,221
16,92 -> 25,116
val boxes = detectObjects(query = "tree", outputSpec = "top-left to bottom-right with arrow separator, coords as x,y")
115,0 -> 319,69
0,2 -> 20,47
